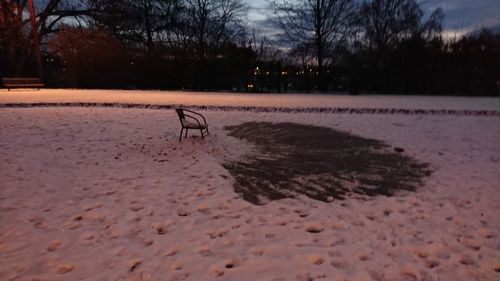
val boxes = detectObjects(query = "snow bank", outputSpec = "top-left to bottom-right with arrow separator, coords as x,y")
1,89 -> 499,110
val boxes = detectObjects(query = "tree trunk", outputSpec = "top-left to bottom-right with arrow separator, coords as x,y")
28,0 -> 43,79
143,0 -> 154,51
315,0 -> 327,92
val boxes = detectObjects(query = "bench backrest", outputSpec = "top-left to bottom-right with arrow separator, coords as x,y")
175,108 -> 185,120
2,77 -> 43,85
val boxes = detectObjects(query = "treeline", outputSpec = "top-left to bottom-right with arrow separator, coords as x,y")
1,0 -> 499,95
346,29 -> 500,96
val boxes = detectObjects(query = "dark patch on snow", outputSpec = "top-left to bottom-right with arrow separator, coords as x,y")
223,122 -> 432,205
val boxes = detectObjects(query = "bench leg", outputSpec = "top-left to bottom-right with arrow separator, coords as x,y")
179,128 -> 183,142
200,129 -> 204,139
185,129 -> 188,139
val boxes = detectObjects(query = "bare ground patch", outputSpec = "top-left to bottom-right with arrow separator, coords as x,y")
223,122 -> 432,204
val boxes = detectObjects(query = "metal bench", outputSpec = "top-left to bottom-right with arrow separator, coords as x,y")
1,77 -> 44,90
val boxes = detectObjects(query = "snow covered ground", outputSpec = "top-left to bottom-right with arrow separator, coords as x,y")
0,91 -> 499,281
1,89 -> 500,110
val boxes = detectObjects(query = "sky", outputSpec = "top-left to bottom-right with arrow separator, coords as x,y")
34,0 -> 500,38
248,0 -> 500,38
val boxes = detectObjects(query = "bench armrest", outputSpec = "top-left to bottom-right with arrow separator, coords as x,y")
182,108 -> 208,126
183,113 -> 203,127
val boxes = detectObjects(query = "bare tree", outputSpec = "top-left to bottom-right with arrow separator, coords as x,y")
249,30 -> 282,62
358,0 -> 444,52
183,0 -> 247,58
1,1 -> 28,75
173,0 -> 247,89
87,0 -> 182,51
357,0 -> 444,93
0,0 -> 92,77
88,0 -> 246,54
289,42 -> 313,69
269,0 -> 357,91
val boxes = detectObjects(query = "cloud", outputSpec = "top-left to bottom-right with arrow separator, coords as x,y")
248,0 -> 272,23
249,0 -> 500,34
418,0 -> 500,30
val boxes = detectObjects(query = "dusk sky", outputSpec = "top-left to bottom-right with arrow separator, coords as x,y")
33,0 -> 500,37
249,0 -> 500,37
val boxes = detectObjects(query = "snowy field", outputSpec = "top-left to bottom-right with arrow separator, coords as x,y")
0,91 -> 499,281
1,89 -> 500,110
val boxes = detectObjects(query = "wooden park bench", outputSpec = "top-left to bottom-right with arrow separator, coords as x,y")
1,77 -> 44,90
175,108 -> 209,142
